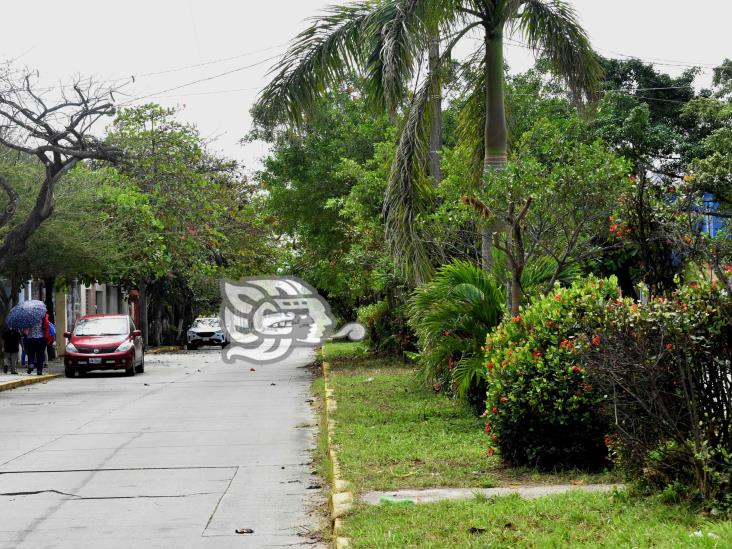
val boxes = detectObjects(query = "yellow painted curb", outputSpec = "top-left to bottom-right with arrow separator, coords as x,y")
146,346 -> 182,355
322,360 -> 353,548
0,374 -> 60,393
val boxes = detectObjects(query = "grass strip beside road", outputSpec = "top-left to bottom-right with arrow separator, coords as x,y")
321,342 -> 615,493
321,342 -> 732,548
343,490 -> 732,548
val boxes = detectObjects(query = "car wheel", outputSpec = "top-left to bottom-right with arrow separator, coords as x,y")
64,368 -> 76,378
126,354 -> 136,376
77,368 -> 87,377
188,343 -> 198,351
135,352 -> 145,374
221,342 -> 229,349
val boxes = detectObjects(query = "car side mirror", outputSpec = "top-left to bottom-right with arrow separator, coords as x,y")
63,332 -> 72,339
132,330 -> 142,338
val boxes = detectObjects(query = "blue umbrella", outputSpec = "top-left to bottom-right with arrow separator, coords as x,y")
6,300 -> 47,330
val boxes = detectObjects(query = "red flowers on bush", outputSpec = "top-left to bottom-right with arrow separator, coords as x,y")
591,335 -> 601,346
483,277 -> 620,470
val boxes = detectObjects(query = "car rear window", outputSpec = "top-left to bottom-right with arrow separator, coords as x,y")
74,317 -> 129,336
192,318 -> 220,329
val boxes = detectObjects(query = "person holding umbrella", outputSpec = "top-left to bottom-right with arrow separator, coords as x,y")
6,300 -> 48,376
26,321 -> 47,375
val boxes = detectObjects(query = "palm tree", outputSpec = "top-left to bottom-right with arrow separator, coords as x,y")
256,0 -> 601,283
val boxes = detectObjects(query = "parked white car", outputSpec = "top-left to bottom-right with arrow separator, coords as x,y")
186,317 -> 228,349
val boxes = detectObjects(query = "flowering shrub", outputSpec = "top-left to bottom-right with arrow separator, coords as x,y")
484,276 -> 620,470
583,281 -> 732,508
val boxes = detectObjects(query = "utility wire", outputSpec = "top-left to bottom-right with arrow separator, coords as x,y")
119,54 -> 282,105
502,37 -> 717,70
131,42 -> 287,79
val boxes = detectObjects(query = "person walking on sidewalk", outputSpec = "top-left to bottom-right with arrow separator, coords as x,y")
23,318 -> 47,376
2,326 -> 22,375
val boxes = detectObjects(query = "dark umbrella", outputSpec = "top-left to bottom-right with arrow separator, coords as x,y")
6,300 -> 47,330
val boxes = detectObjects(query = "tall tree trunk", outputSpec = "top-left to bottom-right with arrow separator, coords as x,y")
44,276 -> 56,359
43,277 -> 55,323
139,280 -> 149,349
67,279 -> 81,331
428,36 -> 443,185
153,302 -> 163,346
481,31 -> 508,271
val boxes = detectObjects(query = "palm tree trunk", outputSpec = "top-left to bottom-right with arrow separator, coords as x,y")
481,31 -> 508,271
428,36 -> 443,185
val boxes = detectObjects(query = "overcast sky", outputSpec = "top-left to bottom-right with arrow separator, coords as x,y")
1,1 -> 729,172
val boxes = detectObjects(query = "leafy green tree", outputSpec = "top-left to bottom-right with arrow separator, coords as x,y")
251,86 -> 395,316
105,104 -> 275,344
255,0 -> 601,282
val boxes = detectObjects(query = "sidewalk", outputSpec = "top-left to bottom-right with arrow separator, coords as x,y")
0,357 -> 63,391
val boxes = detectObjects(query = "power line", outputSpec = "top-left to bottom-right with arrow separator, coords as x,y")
131,42 -> 287,79
2,42 -> 287,98
501,37 -> 717,71
142,86 -> 264,100
119,54 -> 282,105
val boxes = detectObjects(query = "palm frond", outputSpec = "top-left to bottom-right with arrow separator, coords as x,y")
408,259 -> 506,399
364,0 -> 426,113
383,68 -> 438,285
255,2 -> 374,127
514,0 -> 602,103
455,53 -> 487,187
384,20 -> 482,284
364,0 -> 470,112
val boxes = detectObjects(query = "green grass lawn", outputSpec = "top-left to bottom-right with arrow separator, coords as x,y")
321,342 -> 616,492
344,490 -> 732,548
319,342 -> 731,547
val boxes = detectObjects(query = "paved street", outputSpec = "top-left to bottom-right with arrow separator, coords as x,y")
0,349 -> 323,548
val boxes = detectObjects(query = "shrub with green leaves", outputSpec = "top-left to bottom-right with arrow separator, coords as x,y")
408,260 -> 506,412
583,281 -> 732,509
356,298 -> 414,356
484,276 -> 620,470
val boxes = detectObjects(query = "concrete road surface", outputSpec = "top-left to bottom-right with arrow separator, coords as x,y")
0,349 -> 324,548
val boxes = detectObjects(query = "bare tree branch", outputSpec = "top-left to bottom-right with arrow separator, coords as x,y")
0,67 -> 123,271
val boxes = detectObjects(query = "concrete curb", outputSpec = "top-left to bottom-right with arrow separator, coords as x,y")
0,374 -> 60,393
322,361 -> 353,548
146,346 -> 183,355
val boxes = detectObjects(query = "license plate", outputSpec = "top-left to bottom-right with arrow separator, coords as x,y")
89,358 -> 102,364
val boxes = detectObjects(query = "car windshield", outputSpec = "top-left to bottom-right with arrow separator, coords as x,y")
192,318 -> 220,329
74,317 -> 128,336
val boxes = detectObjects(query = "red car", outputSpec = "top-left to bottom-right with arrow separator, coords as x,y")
63,314 -> 144,377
